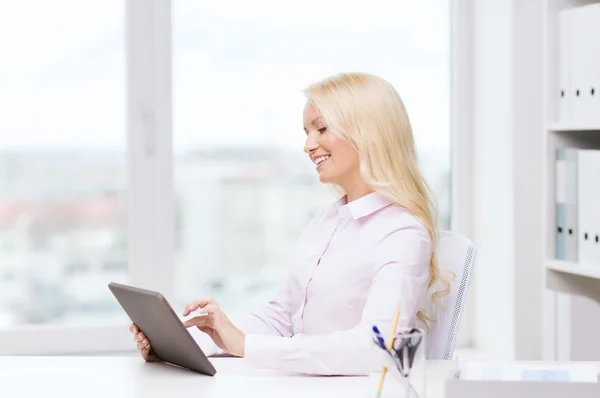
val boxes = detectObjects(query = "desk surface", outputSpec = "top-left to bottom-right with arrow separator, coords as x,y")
0,356 -> 454,398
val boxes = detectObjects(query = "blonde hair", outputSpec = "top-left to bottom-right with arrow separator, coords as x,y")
303,72 -> 453,328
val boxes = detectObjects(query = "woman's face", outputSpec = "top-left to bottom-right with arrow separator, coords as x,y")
302,101 -> 360,185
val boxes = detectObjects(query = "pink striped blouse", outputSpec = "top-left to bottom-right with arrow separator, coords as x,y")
189,191 -> 432,375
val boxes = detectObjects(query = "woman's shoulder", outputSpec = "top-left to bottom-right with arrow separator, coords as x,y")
371,203 -> 431,239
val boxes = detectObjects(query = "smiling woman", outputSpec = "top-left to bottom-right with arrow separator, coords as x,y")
172,0 -> 452,328
303,103 -> 357,187
135,71 -> 451,375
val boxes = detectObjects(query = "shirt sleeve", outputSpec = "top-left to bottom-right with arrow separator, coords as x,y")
243,225 -> 431,375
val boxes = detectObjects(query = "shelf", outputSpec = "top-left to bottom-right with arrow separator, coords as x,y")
546,260 -> 600,302
546,260 -> 600,280
547,122 -> 600,132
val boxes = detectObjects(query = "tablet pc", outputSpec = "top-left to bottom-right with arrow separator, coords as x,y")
108,282 -> 216,376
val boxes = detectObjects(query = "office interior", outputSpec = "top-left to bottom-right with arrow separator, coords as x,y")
1,0 -> 600,396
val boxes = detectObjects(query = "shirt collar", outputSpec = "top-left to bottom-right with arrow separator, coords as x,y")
334,191 -> 393,220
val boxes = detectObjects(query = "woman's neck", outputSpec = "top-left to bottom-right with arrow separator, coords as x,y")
341,179 -> 374,203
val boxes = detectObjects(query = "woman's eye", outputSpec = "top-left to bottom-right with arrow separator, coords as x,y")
318,127 -> 327,134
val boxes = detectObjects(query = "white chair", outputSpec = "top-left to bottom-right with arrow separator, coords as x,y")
421,230 -> 476,360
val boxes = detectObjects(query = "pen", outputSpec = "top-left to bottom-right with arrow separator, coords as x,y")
375,308 -> 401,398
372,326 -> 386,350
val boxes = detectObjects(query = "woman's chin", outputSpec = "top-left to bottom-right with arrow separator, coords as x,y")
317,167 -> 341,184
318,172 -> 331,184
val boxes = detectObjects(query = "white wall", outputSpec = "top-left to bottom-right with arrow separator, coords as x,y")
472,0 -> 516,358
470,0 -> 544,359
511,0 -> 544,361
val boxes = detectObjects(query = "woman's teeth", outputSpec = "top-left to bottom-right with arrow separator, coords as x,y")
315,155 -> 330,166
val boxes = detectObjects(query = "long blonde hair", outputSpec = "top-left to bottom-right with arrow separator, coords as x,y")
304,72 -> 452,327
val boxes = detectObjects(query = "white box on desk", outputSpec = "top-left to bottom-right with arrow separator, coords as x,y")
445,362 -> 600,398
445,378 -> 600,398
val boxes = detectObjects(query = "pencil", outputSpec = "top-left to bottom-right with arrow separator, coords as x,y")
375,308 -> 401,398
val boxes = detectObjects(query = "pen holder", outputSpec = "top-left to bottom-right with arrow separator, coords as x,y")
374,328 -> 426,398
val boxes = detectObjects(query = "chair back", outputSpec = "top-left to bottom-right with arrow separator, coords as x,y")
421,230 -> 476,360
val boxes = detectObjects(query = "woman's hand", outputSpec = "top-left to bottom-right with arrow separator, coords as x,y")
182,297 -> 246,357
129,323 -> 158,362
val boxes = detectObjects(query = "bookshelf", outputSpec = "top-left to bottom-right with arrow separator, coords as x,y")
541,0 -> 600,361
547,260 -> 600,280
546,123 -> 600,132
542,0 -> 600,302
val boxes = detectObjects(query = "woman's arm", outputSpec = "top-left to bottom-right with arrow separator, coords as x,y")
243,226 -> 431,375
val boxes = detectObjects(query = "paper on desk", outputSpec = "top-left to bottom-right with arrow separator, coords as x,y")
460,362 -> 599,383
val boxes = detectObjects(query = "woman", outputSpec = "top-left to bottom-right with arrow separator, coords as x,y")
130,72 -> 451,376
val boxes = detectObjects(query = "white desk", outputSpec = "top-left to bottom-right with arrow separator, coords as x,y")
0,356 -> 455,398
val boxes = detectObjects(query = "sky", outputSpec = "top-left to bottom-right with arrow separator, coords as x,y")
0,0 -> 450,160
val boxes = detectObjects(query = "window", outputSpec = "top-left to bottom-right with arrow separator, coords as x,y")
0,0 -> 127,327
0,0 -> 461,355
172,0 -> 451,320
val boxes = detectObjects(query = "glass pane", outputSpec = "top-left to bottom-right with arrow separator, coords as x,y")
0,1 -> 127,326
173,0 -> 450,319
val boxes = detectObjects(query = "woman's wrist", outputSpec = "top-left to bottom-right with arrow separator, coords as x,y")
233,330 -> 246,357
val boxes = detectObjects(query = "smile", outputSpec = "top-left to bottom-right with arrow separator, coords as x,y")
314,155 -> 330,168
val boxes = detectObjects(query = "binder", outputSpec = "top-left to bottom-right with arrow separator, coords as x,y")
555,148 -> 578,262
558,10 -> 572,123
588,4 -> 600,123
577,150 -> 600,267
569,6 -> 586,123
593,150 -> 600,266
565,149 -> 578,262
570,4 -> 600,124
555,149 -> 567,260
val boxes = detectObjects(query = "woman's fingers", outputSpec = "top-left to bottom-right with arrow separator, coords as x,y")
137,338 -> 150,351
133,332 -> 146,342
140,343 -> 155,362
199,303 -> 219,315
182,315 -> 209,328
182,297 -> 216,316
197,325 -> 214,335
130,325 -> 154,362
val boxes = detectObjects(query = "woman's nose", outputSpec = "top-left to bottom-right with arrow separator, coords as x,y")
304,133 -> 320,153
304,142 -> 319,153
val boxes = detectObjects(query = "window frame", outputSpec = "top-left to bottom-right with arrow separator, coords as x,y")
450,0 -> 475,348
